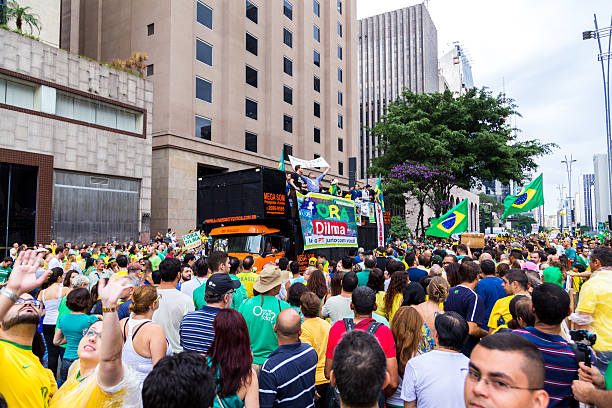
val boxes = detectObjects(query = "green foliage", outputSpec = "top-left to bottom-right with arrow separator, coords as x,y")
0,23 -> 39,41
478,193 -> 504,233
389,216 -> 412,239
1,0 -> 41,35
512,214 -> 536,234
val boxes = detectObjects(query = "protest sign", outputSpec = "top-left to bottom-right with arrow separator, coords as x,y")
182,231 -> 202,250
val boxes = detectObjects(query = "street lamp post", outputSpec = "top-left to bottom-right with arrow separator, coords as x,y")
561,155 -> 577,231
583,16 -> 612,220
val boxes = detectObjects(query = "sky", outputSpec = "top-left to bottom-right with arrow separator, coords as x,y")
356,0 -> 611,215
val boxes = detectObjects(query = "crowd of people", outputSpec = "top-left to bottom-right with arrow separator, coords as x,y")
0,233 -> 611,407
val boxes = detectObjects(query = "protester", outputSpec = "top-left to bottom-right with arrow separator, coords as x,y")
377,269 -> 407,322
259,308 -> 317,408
321,271 -> 358,325
152,258 -> 195,354
406,251 -> 427,284
488,269 -> 530,333
300,167 -> 330,193
571,362 -> 612,407
475,259 -> 507,326
179,257 -> 208,298
412,275 -> 449,350
116,275 -> 141,320
238,256 -> 260,298
357,255 -> 377,287
194,251 -> 245,310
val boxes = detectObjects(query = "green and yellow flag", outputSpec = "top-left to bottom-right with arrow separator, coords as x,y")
501,174 -> 544,220
278,147 -> 285,172
375,175 -> 385,212
426,199 -> 469,238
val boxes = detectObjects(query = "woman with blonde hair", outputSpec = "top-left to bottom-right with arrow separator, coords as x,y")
387,306 -> 426,408
119,284 -> 171,386
412,276 -> 449,351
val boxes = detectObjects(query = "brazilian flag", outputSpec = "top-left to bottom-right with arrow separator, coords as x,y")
426,199 -> 469,238
502,174 -> 544,220
278,147 -> 285,172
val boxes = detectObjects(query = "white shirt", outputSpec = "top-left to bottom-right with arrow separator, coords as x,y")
152,288 -> 195,353
47,257 -> 62,270
180,276 -> 207,299
320,295 -> 352,326
401,350 -> 469,408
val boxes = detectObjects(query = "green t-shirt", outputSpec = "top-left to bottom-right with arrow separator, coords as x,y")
57,313 -> 99,359
239,295 -> 290,365
56,297 -> 70,349
193,274 -> 246,311
606,360 -> 612,390
150,255 -> 162,271
543,266 -> 564,288
0,266 -> 11,284
356,269 -> 371,287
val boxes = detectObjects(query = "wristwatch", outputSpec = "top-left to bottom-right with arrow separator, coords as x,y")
0,287 -> 19,303
102,306 -> 117,313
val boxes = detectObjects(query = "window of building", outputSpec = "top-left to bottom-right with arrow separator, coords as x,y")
196,38 -> 213,66
314,50 -> 320,67
283,0 -> 293,20
314,127 -> 320,143
314,101 -> 320,118
314,153 -> 320,159
197,1 -> 213,29
283,114 -> 293,133
337,22 -> 342,37
313,0 -> 320,17
313,24 -> 320,42
283,144 -> 293,160
337,0 -> 342,14
314,76 -> 320,92
147,23 -> 154,36
196,76 -> 212,102
146,64 -> 154,76
338,161 -> 344,175
195,115 -> 211,140
245,98 -> 257,120
246,0 -> 258,23
283,85 -> 293,105
338,90 -> 342,105
338,138 -> 343,152
245,131 -> 257,152
337,114 -> 343,128
283,28 -> 293,47
246,32 -> 258,55
246,65 -> 258,87
284,57 -> 293,76
338,68 -> 343,82
338,45 -> 342,60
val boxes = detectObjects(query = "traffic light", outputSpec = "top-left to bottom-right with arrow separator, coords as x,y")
583,31 -> 595,40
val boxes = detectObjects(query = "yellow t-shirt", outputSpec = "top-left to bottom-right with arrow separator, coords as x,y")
50,360 -> 141,408
374,292 -> 402,323
576,269 -> 612,352
300,317 -> 331,385
111,270 -> 128,282
488,295 -> 514,331
237,271 -> 259,297
0,339 -> 57,408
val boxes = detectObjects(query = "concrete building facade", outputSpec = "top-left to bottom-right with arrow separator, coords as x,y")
0,28 -> 152,246
358,4 -> 438,180
439,42 -> 474,96
593,153 -> 610,225
60,0 -> 359,237
580,173 -> 596,228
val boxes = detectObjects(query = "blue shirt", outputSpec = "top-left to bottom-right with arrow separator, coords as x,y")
514,327 -> 579,407
179,305 -> 221,354
407,267 -> 427,284
117,300 -> 132,320
444,285 -> 485,357
259,342 -> 317,408
300,173 -> 326,193
474,276 -> 506,328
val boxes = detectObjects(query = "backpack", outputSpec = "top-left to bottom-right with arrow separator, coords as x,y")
343,318 -> 383,336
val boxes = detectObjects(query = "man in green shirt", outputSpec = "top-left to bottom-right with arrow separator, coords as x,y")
356,255 -> 376,287
239,264 -> 290,371
0,256 -> 13,284
149,250 -> 162,272
193,251 -> 245,310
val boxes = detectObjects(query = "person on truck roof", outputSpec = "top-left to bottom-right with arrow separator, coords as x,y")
289,166 -> 307,194
300,167 -> 330,193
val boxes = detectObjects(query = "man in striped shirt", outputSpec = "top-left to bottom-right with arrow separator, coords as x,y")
514,283 -> 580,407
259,308 -> 317,408
179,273 -> 239,354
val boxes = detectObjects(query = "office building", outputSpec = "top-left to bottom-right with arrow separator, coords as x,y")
1,0 -> 60,47
593,154 -> 610,225
0,29 -> 153,247
358,3 -> 438,180
581,174 -> 595,228
439,42 -> 474,95
60,0 -> 360,236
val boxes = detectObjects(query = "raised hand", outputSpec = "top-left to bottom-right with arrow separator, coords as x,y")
97,277 -> 130,308
6,250 -> 48,296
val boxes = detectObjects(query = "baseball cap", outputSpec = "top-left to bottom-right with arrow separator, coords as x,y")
206,273 -> 241,295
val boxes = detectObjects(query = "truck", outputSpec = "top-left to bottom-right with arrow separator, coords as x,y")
197,166 -> 385,271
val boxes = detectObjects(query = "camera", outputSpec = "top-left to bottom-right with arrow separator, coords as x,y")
570,330 -> 597,367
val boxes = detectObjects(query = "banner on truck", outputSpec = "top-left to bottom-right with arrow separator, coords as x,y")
288,155 -> 330,169
375,203 -> 385,246
182,231 -> 202,249
296,192 -> 358,249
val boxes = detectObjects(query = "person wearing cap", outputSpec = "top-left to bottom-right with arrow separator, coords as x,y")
238,264 -> 291,372
300,167 -> 330,193
329,178 -> 340,196
180,273 -> 240,355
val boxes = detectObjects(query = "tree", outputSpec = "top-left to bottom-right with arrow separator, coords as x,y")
389,216 -> 411,239
478,193 -> 504,233
1,0 -> 41,35
369,88 -> 555,227
513,214 -> 536,235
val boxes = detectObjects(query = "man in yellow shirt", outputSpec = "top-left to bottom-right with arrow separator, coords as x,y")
488,269 -> 530,333
237,256 -> 259,297
0,250 -> 55,408
574,247 -> 612,374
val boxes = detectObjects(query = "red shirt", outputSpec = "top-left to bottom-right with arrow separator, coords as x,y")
326,318 -> 396,359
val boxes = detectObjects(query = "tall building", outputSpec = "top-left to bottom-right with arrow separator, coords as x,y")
358,3 -> 438,179
581,174 -> 596,228
593,154 -> 611,225
1,0 -> 60,47
60,0 -> 359,236
438,42 -> 474,96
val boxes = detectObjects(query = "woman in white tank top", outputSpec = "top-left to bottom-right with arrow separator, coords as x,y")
37,267 -> 69,379
120,285 -> 171,386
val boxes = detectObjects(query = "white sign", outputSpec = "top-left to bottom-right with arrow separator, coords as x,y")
375,203 -> 385,246
288,155 -> 330,169
531,223 -> 539,234
182,231 -> 202,250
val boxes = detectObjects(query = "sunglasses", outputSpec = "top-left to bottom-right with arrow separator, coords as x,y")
15,298 -> 41,307
82,328 -> 103,340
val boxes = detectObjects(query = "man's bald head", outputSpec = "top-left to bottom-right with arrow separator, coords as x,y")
275,308 -> 301,341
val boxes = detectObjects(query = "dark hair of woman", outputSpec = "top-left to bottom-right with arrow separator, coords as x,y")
307,269 -> 328,300
444,262 -> 461,287
330,271 -> 345,297
384,271 -> 408,320
367,268 -> 385,293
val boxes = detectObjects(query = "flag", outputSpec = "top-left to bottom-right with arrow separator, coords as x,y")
501,174 -> 544,220
426,199 -> 469,238
375,175 -> 385,212
278,147 -> 285,172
